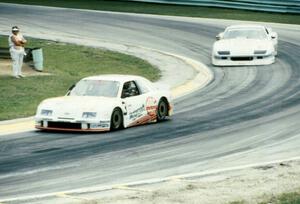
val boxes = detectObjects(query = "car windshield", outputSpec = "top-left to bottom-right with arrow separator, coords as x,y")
224,28 -> 268,40
69,80 -> 120,97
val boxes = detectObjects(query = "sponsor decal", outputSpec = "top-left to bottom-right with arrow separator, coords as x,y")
127,114 -> 157,127
127,97 -> 158,127
129,106 -> 144,120
146,97 -> 157,117
99,120 -> 110,128
89,121 -> 110,129
100,120 -> 110,124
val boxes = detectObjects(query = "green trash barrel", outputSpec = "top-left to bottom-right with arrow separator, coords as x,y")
32,48 -> 43,71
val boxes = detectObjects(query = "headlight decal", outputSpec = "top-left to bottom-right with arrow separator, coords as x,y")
41,109 -> 53,116
217,51 -> 230,55
254,50 -> 267,55
82,112 -> 97,118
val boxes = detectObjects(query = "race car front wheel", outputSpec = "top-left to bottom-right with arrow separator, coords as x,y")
157,98 -> 168,121
110,108 -> 123,131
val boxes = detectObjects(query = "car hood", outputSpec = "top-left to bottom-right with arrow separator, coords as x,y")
214,38 -> 273,55
39,96 -> 118,118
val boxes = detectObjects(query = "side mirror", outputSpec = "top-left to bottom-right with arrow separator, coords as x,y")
216,33 -> 223,41
270,32 -> 277,39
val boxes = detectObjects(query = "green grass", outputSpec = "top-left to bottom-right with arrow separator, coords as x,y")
229,201 -> 245,204
0,36 -> 160,120
260,191 -> 300,204
0,0 -> 300,24
229,191 -> 300,204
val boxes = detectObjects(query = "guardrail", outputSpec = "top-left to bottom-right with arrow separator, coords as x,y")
126,0 -> 300,13
0,47 -> 34,62
0,47 -> 10,59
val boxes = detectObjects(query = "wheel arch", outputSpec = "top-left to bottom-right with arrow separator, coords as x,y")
159,96 -> 170,116
110,106 -> 124,130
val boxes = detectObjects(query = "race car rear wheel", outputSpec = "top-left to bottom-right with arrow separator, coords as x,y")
157,98 -> 168,121
110,108 -> 123,131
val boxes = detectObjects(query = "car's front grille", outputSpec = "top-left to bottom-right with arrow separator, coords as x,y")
48,121 -> 82,129
231,57 -> 254,61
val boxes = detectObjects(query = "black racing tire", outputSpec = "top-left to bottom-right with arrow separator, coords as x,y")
157,98 -> 168,122
110,108 -> 123,131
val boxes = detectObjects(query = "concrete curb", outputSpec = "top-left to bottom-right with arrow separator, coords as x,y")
0,116 -> 34,125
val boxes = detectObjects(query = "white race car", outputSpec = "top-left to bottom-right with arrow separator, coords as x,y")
35,75 -> 173,132
212,24 -> 278,66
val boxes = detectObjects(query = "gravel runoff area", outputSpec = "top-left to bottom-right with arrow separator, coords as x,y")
38,160 -> 300,204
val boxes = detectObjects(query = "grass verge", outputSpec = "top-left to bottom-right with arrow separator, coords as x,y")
260,191 -> 300,204
229,191 -> 300,204
0,36 -> 160,120
0,0 -> 299,24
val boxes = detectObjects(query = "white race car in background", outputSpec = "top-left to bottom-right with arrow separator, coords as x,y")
35,75 -> 173,132
212,24 -> 278,66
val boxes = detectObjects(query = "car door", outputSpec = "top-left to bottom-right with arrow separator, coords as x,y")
121,81 -> 147,127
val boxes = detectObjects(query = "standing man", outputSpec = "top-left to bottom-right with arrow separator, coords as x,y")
8,26 -> 27,78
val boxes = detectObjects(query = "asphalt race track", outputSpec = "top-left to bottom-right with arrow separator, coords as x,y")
1,3 -> 300,202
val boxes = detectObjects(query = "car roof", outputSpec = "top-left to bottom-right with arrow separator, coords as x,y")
82,74 -> 147,83
226,24 -> 266,30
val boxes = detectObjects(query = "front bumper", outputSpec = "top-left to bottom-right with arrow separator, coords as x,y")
212,54 -> 275,66
35,118 -> 110,132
